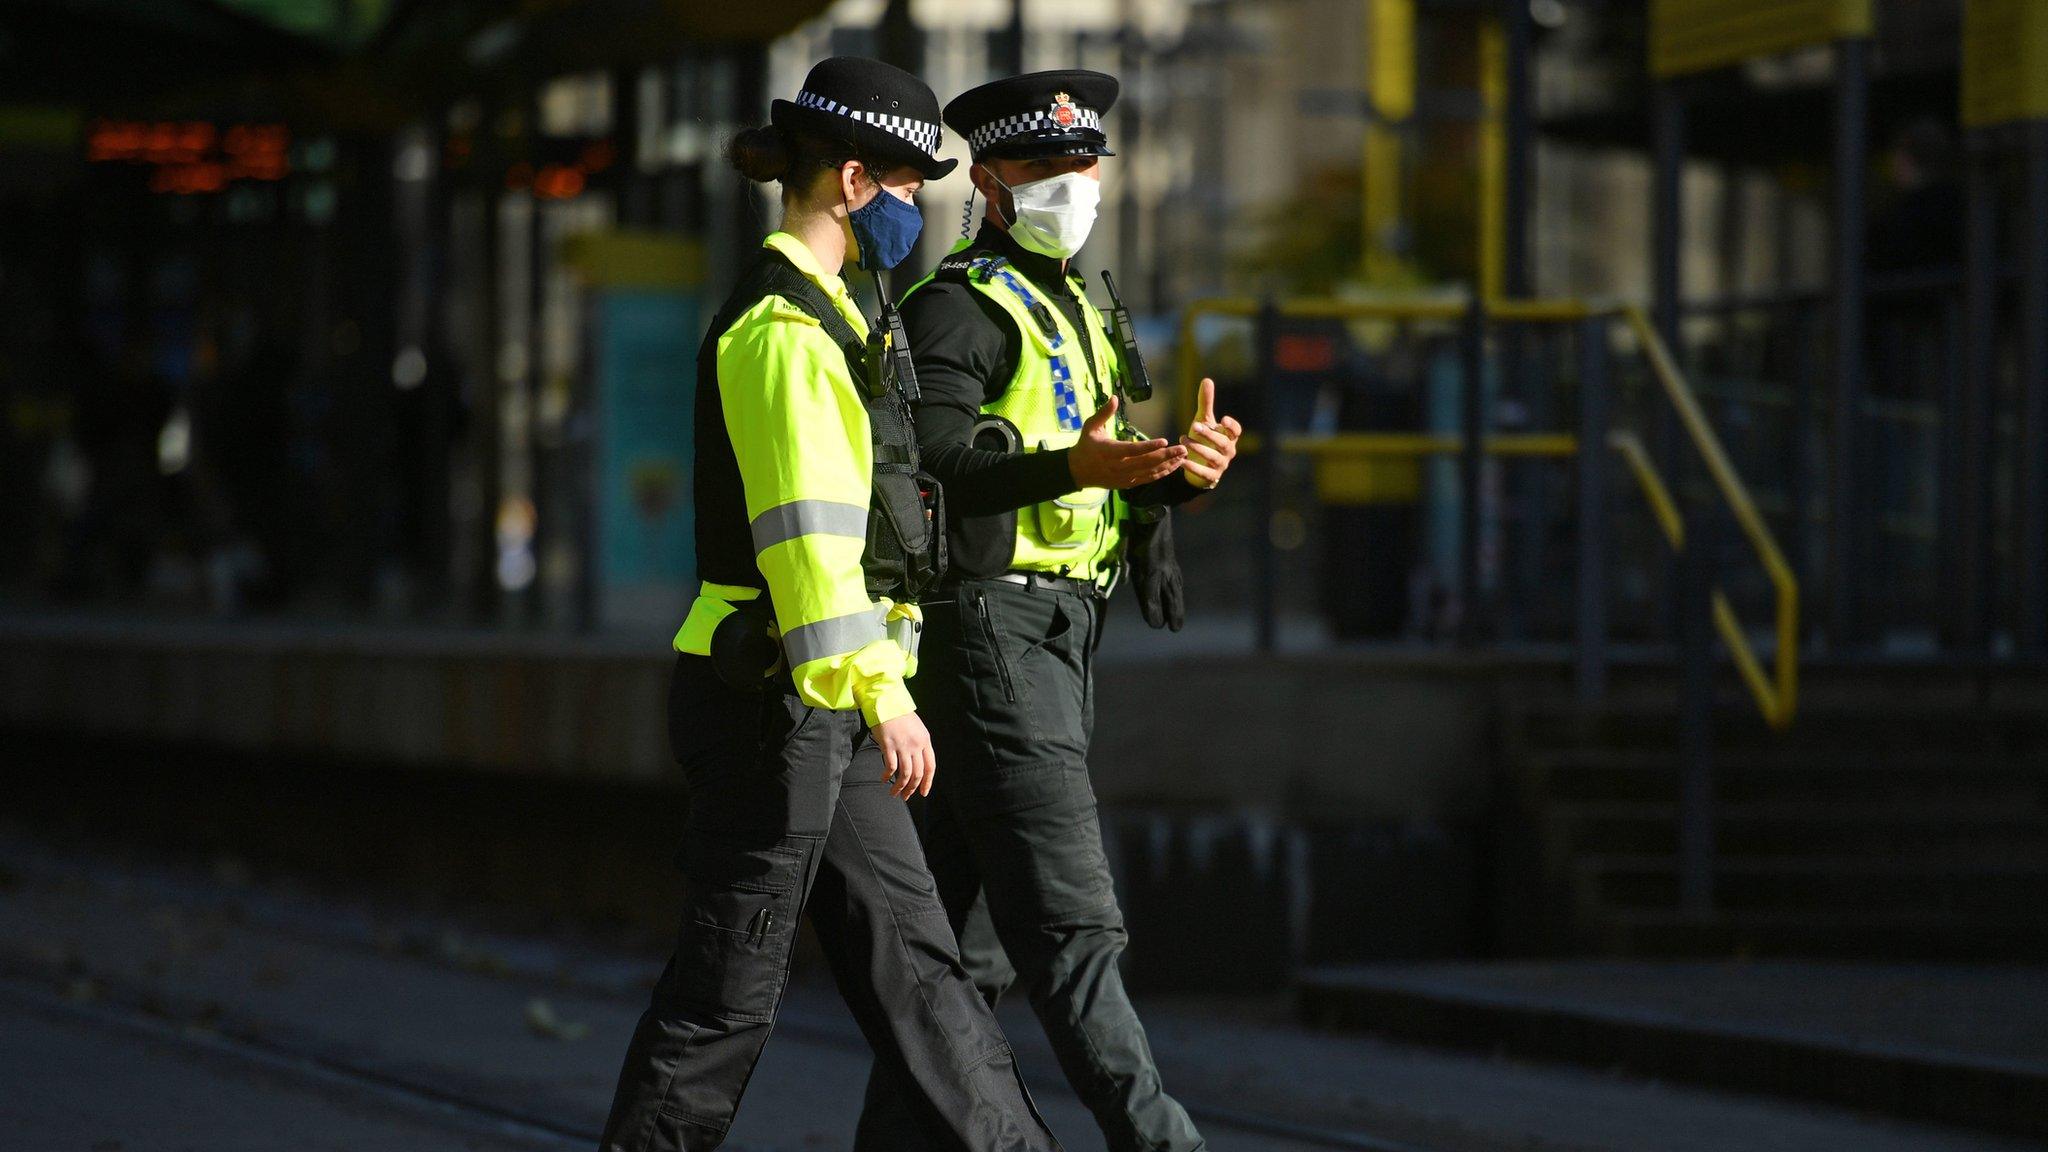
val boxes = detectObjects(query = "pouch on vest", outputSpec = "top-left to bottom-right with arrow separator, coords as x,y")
866,458 -> 947,599
1035,449 -> 1109,550
709,599 -> 784,688
862,299 -> 947,601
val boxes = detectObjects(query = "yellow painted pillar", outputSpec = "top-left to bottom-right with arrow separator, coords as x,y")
1962,0 -> 2048,129
1363,0 -> 1415,283
1478,15 -> 1506,302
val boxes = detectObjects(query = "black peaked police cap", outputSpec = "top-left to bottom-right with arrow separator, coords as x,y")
944,70 -> 1119,162
772,56 -> 958,180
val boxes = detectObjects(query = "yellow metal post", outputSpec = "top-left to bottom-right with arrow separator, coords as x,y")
1364,0 -> 1415,283
1478,16 -> 1507,302
1962,0 -> 2048,129
1649,0 -> 1874,78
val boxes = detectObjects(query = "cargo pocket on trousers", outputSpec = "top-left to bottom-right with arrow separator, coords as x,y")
1017,596 -> 1077,662
672,840 -> 804,1022
1016,601 -> 1085,751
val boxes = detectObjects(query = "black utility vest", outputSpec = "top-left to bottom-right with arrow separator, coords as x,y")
692,249 -> 946,602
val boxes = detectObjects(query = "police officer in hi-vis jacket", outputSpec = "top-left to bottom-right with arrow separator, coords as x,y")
855,70 -> 1241,1152
597,57 -> 1061,1152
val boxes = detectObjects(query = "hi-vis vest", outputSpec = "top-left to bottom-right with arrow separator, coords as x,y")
911,242 -> 1130,584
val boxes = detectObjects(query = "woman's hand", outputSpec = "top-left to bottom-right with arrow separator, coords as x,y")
874,711 -> 936,799
1180,378 -> 1242,489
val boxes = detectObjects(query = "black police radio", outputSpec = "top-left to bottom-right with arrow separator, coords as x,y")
1099,270 -> 1151,404
865,271 -> 921,405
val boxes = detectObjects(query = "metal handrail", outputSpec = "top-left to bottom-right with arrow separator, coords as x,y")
1174,295 -> 1466,422
1607,430 -> 1793,727
1275,431 -> 1579,458
1173,294 -> 1800,728
1615,304 -> 1798,728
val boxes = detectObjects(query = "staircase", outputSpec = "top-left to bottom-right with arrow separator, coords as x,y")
1496,685 -> 2048,958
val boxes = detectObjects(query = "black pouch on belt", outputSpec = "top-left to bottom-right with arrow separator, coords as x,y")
709,598 -> 784,689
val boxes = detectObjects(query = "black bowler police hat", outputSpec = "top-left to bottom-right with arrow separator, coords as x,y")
943,69 -> 1119,161
771,57 -> 957,180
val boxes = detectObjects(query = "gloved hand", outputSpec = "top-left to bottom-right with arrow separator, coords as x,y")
1124,508 -> 1185,631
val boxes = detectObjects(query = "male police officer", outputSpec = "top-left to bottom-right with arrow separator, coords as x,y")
854,71 -> 1240,1152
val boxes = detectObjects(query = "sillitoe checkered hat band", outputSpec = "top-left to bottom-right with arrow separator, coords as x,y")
794,89 -> 941,155
966,106 -> 1105,155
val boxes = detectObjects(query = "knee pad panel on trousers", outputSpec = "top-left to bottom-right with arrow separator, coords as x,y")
964,780 -> 1124,923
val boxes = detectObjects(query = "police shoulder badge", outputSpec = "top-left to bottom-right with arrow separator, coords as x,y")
1049,91 -> 1078,129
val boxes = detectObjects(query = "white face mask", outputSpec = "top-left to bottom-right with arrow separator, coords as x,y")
995,170 -> 1101,260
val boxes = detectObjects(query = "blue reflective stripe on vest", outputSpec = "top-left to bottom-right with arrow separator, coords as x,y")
976,257 -> 1083,432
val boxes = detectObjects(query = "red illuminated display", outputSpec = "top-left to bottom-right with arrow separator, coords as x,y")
532,164 -> 586,199
89,120 -> 291,194
502,138 -> 615,200
447,133 -> 614,200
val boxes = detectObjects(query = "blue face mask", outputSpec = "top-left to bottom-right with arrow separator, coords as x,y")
848,185 -> 923,271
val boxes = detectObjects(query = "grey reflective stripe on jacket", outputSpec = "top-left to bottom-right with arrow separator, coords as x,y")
780,604 -> 889,668
750,499 -> 870,556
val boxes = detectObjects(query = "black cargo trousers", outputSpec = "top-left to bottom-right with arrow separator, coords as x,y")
854,578 -> 1207,1152
598,654 -> 1062,1152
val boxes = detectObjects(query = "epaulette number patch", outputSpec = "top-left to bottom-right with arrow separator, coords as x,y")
764,301 -> 822,327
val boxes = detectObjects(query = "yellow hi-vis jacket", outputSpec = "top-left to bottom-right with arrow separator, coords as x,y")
672,232 -> 919,727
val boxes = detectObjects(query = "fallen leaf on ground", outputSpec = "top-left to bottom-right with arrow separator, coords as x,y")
524,997 -> 590,1042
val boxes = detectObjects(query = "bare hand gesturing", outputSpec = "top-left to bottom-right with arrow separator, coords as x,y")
1180,378 -> 1243,489
1066,397 -> 1187,490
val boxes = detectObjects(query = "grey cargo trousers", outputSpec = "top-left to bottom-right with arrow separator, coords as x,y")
598,654 -> 1061,1152
854,578 -> 1207,1152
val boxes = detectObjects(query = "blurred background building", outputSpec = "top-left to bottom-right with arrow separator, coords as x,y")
0,0 -> 1760,634
0,0 -> 2019,648
5,0 -> 2048,984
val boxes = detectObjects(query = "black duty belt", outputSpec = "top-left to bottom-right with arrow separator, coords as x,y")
989,571 -> 1103,599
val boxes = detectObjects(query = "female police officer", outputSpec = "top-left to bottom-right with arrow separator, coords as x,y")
597,58 -> 1060,1152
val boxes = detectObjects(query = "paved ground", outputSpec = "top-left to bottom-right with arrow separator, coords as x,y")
2,823 -> 2038,1152
6,990 -> 562,1152
1303,960 -> 2048,1068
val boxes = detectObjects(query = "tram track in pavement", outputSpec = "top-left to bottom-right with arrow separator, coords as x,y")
0,841 -> 1448,1152
1,933 -> 1443,1152
0,971 -> 590,1151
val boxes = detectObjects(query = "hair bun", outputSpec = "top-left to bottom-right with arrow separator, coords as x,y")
726,125 -> 791,183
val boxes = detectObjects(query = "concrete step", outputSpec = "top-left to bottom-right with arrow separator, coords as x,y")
1292,962 -> 2048,1144
1590,909 -> 2048,960
1509,693 -> 2048,962
1513,705 -> 2048,756
1574,855 -> 2048,916
1519,663 -> 2048,713
1542,800 -> 2048,861
1528,750 -> 2048,807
